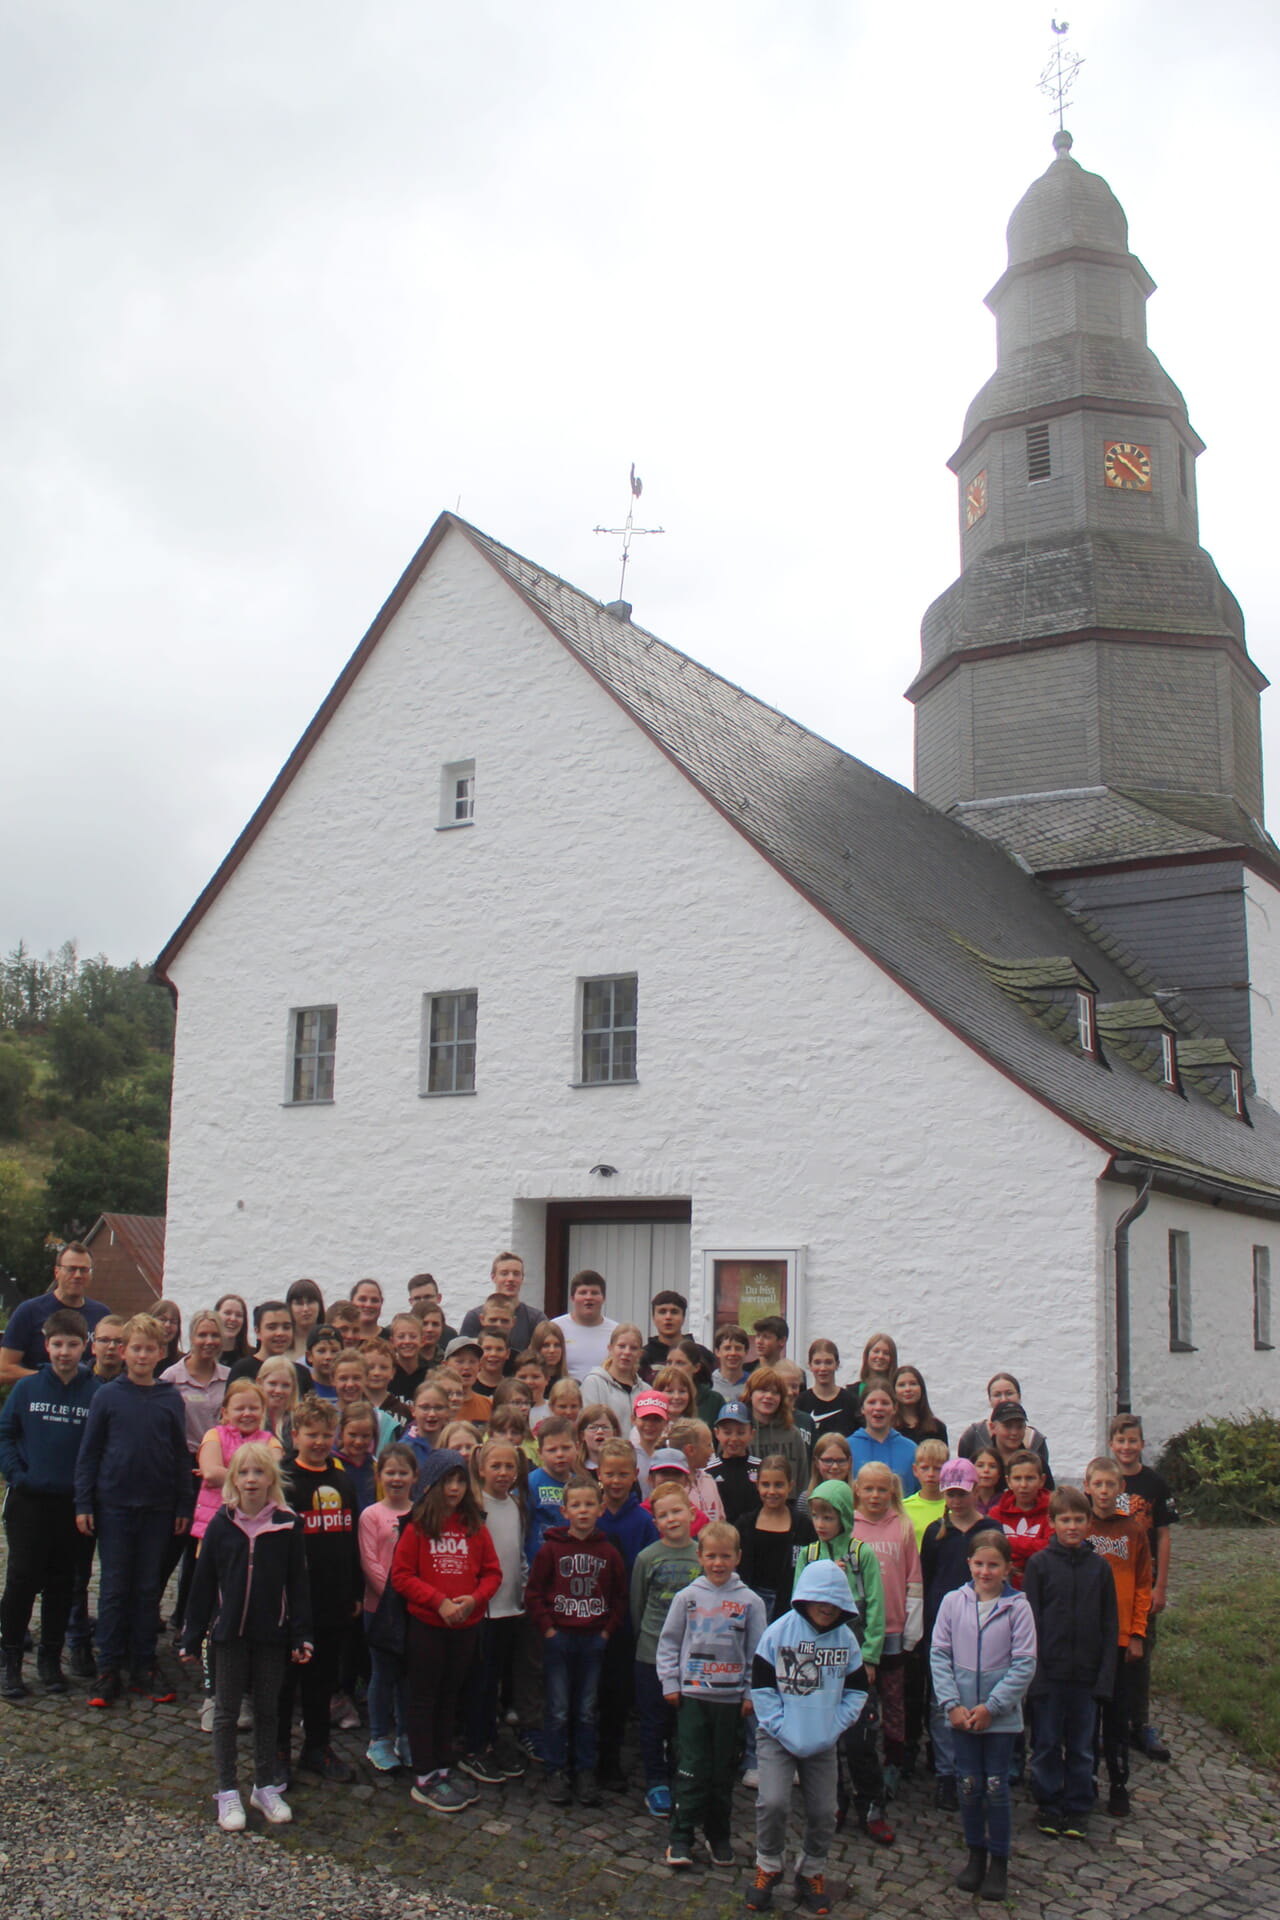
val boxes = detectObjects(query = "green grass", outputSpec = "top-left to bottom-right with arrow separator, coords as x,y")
1159,1567 -> 1280,1771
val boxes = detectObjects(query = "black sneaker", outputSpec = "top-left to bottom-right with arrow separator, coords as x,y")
1,1651 -> 27,1701
68,1643 -> 96,1680
129,1668 -> 177,1704
1107,1782 -> 1130,1818
597,1761 -> 628,1793
457,1748 -> 506,1786
706,1837 -> 735,1867
934,1775 -> 958,1812
1036,1807 -> 1064,1836
493,1736 -> 526,1780
745,1868 -> 781,1912
543,1767 -> 571,1806
1132,1724 -> 1171,1762
1062,1815 -> 1090,1840
298,1745 -> 356,1784
88,1670 -> 121,1709
36,1650 -> 68,1694
575,1768 -> 600,1807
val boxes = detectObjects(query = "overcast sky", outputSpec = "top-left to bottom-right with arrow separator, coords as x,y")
6,0 -> 1279,964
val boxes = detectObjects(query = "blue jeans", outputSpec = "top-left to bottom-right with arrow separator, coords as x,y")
94,1506 -> 175,1674
952,1728 -> 1015,1858
1030,1683 -> 1098,1817
542,1630 -> 605,1773
363,1617 -> 408,1745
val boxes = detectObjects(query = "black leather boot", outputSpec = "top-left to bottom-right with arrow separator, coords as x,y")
955,1847 -> 987,1892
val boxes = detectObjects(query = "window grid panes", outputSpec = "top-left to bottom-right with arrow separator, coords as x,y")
1168,1229 -> 1193,1350
580,975 -> 637,1084
427,991 -> 478,1094
454,774 -> 475,822
1254,1247 -> 1273,1350
291,1006 -> 337,1103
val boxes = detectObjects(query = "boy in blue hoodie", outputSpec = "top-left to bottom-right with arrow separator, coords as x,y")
657,1519 -> 767,1870
0,1308 -> 96,1698
595,1438 -> 658,1791
74,1311 -> 195,1707
748,1560 -> 867,1915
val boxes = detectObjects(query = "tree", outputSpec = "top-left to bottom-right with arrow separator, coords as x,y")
0,1041 -> 33,1137
0,1157 -> 46,1290
44,1130 -> 169,1238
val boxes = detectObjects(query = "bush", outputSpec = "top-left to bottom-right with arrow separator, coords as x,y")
1158,1412 -> 1280,1525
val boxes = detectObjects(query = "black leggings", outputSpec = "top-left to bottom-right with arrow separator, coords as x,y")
406,1617 -> 480,1775
213,1640 -> 289,1791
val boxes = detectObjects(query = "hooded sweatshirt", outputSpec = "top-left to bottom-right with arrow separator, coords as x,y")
392,1514 -> 502,1629
853,1505 -> 923,1650
525,1524 -> 627,1638
929,1578 -> 1038,1734
0,1362 -> 97,1498
73,1373 -> 195,1515
750,1560 -> 867,1758
655,1570 -> 767,1701
597,1486 -> 659,1575
793,1478 -> 886,1666
990,1487 -> 1053,1587
1023,1534 -> 1119,1698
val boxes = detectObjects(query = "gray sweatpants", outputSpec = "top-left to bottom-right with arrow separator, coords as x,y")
213,1639 -> 289,1793
754,1725 -> 838,1877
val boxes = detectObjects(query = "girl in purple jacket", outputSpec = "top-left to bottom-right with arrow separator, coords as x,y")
929,1528 -> 1037,1904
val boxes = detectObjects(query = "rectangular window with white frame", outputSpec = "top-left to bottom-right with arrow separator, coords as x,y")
1168,1228 -> 1194,1351
438,759 -> 475,829
422,991 -> 478,1095
1254,1246 -> 1273,1350
578,974 -> 637,1085
289,1005 -> 337,1104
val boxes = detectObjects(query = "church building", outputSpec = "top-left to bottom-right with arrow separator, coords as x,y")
158,134 -> 1280,1467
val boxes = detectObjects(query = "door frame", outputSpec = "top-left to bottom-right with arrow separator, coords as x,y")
543,1198 -> 692,1317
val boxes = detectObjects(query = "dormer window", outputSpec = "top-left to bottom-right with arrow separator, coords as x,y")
1230,1066 -> 1245,1117
1160,1031 -> 1178,1090
1026,423 -> 1051,483
1076,989 -> 1098,1057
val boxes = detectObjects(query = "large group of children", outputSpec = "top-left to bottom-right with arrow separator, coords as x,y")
0,1245 -> 1178,1914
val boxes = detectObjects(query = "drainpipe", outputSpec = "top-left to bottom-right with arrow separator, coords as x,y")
1113,1168 -> 1153,1415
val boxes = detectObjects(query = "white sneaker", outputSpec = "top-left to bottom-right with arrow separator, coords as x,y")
216,1790 -> 245,1831
199,1697 -> 215,1733
250,1784 -> 293,1825
331,1690 -> 361,1730
237,1698 -> 253,1732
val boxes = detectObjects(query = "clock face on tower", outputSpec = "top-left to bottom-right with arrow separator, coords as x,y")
964,469 -> 988,529
1103,441 -> 1153,491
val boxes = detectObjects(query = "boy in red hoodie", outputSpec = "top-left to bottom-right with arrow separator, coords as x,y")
990,1450 -> 1053,1589
526,1473 -> 627,1809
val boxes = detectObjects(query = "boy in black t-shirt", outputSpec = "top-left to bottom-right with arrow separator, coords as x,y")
1108,1413 -> 1178,1761
279,1394 -> 361,1784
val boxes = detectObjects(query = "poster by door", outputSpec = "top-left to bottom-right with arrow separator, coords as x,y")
713,1258 -> 788,1336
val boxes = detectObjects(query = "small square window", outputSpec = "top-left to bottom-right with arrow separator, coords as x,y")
439,759 -> 475,829
579,975 -> 637,1085
1026,423 -> 1052,482
1254,1247 -> 1273,1350
423,991 -> 478,1095
289,1005 -> 337,1104
1168,1229 -> 1194,1351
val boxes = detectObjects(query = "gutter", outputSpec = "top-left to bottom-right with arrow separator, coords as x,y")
1111,1167 -> 1153,1416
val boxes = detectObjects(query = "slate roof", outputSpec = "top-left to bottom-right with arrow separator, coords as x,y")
157,512 -> 1280,1206
458,519 -> 1280,1201
952,786 -> 1279,871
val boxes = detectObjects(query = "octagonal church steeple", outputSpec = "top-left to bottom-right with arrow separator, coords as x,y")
909,131 -> 1267,867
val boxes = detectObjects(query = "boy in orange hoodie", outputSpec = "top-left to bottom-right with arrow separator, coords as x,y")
989,1450 -> 1053,1588
1083,1455 -> 1151,1818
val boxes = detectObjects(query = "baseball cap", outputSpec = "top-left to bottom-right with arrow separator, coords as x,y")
715,1400 -> 751,1425
445,1335 -> 483,1361
990,1400 -> 1028,1423
634,1391 -> 670,1419
649,1448 -> 691,1476
939,1458 -> 979,1491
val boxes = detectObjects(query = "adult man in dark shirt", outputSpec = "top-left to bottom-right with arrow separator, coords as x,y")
407,1272 -> 458,1345
227,1301 -> 312,1397
459,1251 -> 544,1351
0,1244 -> 110,1383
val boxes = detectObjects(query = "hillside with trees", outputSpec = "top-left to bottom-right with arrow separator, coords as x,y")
0,942 -> 173,1294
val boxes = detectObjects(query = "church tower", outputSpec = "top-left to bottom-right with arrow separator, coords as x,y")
909,131 -> 1280,1082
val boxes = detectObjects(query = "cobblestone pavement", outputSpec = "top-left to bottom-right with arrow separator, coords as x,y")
0,1526 -> 1276,1919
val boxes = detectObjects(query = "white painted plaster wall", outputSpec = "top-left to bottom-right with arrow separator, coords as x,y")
1097,1180 -> 1279,1462
1244,874 -> 1280,1107
165,527 -> 1108,1462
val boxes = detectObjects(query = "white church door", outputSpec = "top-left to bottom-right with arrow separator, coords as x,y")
566,1219 -> 691,1333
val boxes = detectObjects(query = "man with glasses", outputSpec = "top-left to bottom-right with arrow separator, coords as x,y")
0,1244 -> 110,1384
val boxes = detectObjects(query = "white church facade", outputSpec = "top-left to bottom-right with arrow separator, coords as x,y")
158,138 -> 1280,1470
